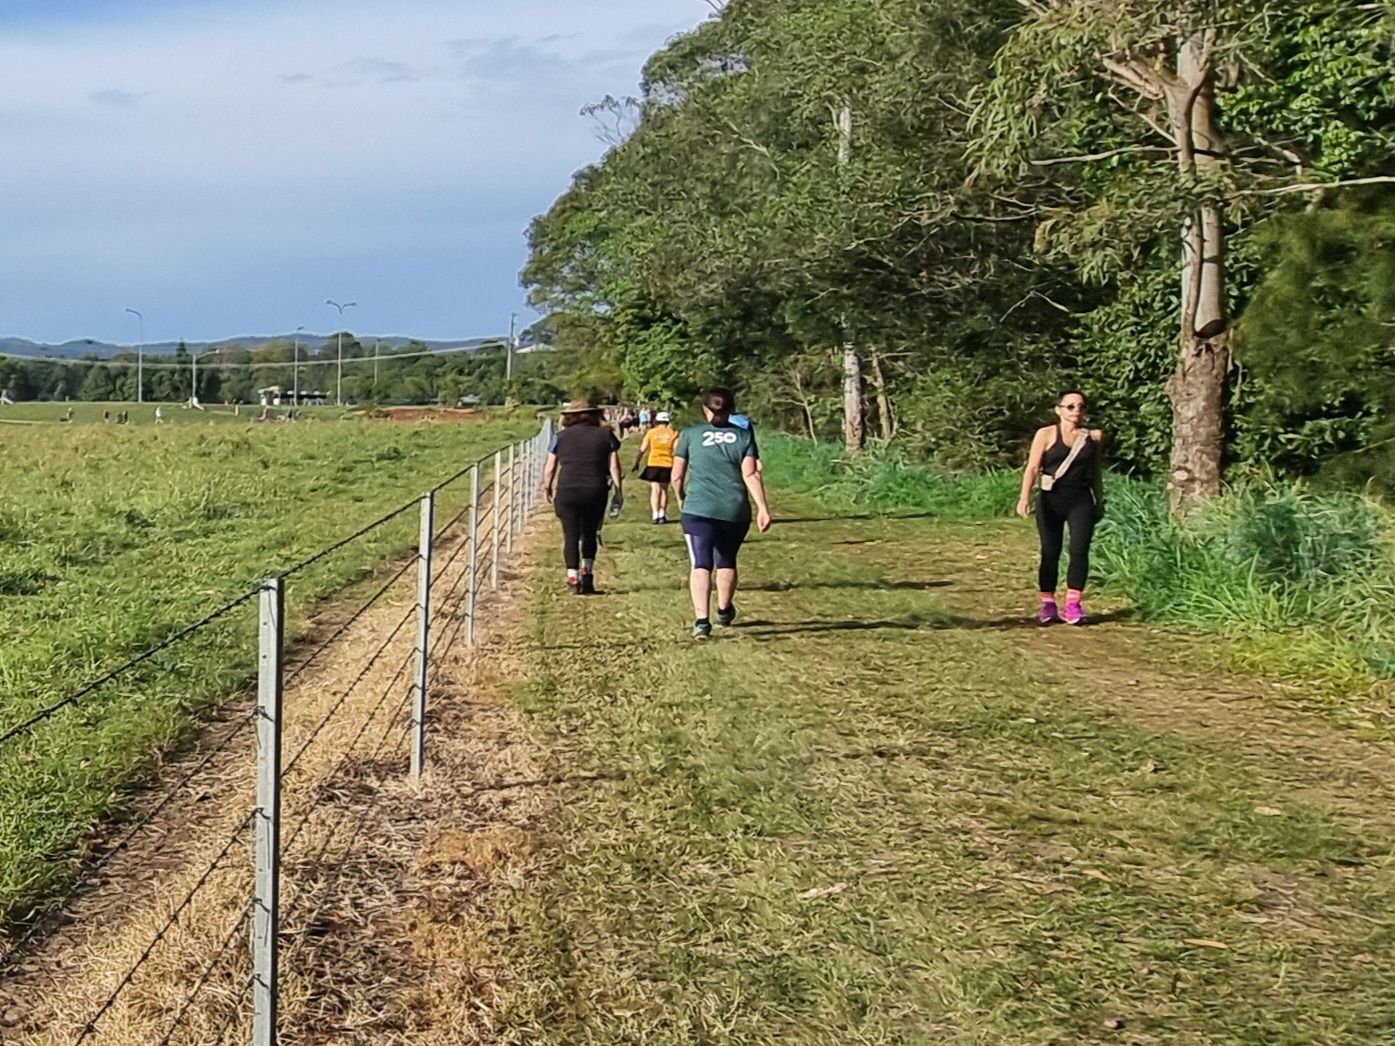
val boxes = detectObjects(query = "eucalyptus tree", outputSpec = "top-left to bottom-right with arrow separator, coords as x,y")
971,0 -> 1395,510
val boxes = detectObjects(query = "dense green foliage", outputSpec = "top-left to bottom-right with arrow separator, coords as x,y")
525,0 -> 1395,482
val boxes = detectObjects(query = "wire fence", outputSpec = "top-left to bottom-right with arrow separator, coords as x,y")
0,420 -> 552,1045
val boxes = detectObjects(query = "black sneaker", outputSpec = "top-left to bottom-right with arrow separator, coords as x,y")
715,604 -> 737,627
692,620 -> 712,640
579,573 -> 595,595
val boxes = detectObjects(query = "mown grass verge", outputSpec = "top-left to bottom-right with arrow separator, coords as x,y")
0,414 -> 536,927
488,504 -> 1395,1044
761,433 -> 1395,698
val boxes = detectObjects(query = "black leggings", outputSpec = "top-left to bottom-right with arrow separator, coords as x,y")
1036,489 -> 1095,592
555,488 -> 607,570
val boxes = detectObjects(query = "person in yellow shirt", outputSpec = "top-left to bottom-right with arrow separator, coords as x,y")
633,410 -> 678,524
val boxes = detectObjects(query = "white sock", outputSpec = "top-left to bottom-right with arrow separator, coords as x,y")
582,558 -> 594,573
567,569 -> 579,582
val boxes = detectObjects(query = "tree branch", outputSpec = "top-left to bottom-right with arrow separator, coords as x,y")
1233,176 -> 1395,198
1031,146 -> 1176,166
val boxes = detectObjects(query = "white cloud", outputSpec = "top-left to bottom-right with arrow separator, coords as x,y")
0,0 -> 707,341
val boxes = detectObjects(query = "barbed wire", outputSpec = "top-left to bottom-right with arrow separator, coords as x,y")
281,605 -> 415,779
283,554 -> 419,687
153,900 -> 253,1046
280,688 -> 415,974
432,478 -> 497,545
429,499 -> 498,596
75,811 -> 256,1043
0,588 -> 259,750
280,646 -> 415,859
2,708 -> 256,969
279,498 -> 420,579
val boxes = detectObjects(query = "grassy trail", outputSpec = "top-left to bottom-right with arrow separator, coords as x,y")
486,499 -> 1395,1045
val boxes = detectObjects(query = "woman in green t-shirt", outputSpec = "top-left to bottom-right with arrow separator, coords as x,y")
671,388 -> 773,639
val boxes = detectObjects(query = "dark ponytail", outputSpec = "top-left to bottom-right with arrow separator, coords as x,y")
701,386 -> 735,423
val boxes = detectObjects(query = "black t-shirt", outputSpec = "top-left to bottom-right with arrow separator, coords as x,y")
553,424 -> 616,492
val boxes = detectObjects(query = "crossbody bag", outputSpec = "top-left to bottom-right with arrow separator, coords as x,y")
1039,431 -> 1090,492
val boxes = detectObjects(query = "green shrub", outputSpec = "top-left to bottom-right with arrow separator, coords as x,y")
761,433 -> 1019,519
1094,482 -> 1395,674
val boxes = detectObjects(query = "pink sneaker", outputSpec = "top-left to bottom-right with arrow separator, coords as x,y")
1062,599 -> 1084,625
1038,599 -> 1059,626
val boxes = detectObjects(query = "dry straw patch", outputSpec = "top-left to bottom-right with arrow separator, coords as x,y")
2,488 -> 548,1045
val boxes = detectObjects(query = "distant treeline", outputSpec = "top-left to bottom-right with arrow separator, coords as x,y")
0,336 -> 567,407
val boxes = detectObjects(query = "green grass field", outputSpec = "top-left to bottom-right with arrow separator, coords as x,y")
0,412 -> 537,927
483,497 -> 1395,1044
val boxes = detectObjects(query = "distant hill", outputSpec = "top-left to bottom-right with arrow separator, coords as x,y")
0,334 -> 507,360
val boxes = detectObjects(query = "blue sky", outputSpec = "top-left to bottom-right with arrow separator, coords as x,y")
0,0 -> 708,345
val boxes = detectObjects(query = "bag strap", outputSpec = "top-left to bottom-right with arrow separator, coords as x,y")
1051,431 -> 1090,481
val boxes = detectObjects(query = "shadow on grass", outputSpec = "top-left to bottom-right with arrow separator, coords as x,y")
736,606 -> 1136,637
773,512 -> 948,525
744,579 -> 952,592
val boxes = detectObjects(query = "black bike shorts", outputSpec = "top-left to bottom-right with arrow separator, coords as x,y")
681,513 -> 750,571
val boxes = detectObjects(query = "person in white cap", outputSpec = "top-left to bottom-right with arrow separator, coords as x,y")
632,409 -> 679,524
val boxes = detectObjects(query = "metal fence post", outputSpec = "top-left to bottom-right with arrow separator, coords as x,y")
410,492 -> 433,781
507,443 -> 517,555
253,576 -> 284,1046
467,464 -> 480,647
491,450 -> 502,590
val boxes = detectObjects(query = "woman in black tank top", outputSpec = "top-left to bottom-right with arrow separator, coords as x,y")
1017,390 -> 1105,625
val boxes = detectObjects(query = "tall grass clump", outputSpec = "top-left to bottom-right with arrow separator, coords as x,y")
1093,482 -> 1395,674
761,433 -> 1019,519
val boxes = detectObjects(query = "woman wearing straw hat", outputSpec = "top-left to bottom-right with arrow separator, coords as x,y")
542,399 -> 623,594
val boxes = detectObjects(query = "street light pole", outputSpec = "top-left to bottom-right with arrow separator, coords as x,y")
124,308 -> 143,404
293,325 -> 305,408
325,299 -> 356,406
507,312 -> 516,381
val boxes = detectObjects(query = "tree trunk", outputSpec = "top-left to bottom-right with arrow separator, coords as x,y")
868,349 -> 893,441
842,337 -> 865,453
1165,31 -> 1229,513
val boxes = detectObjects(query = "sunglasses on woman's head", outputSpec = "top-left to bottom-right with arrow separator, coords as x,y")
1062,403 -> 1084,411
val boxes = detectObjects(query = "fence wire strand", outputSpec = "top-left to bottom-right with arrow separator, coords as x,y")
3,708 -> 257,968
0,588 -> 259,750
75,811 -> 255,1043
281,687 -> 415,973
279,498 -> 418,579
284,552 -> 419,686
153,900 -> 253,1046
281,604 -> 415,779
281,645 -> 416,858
